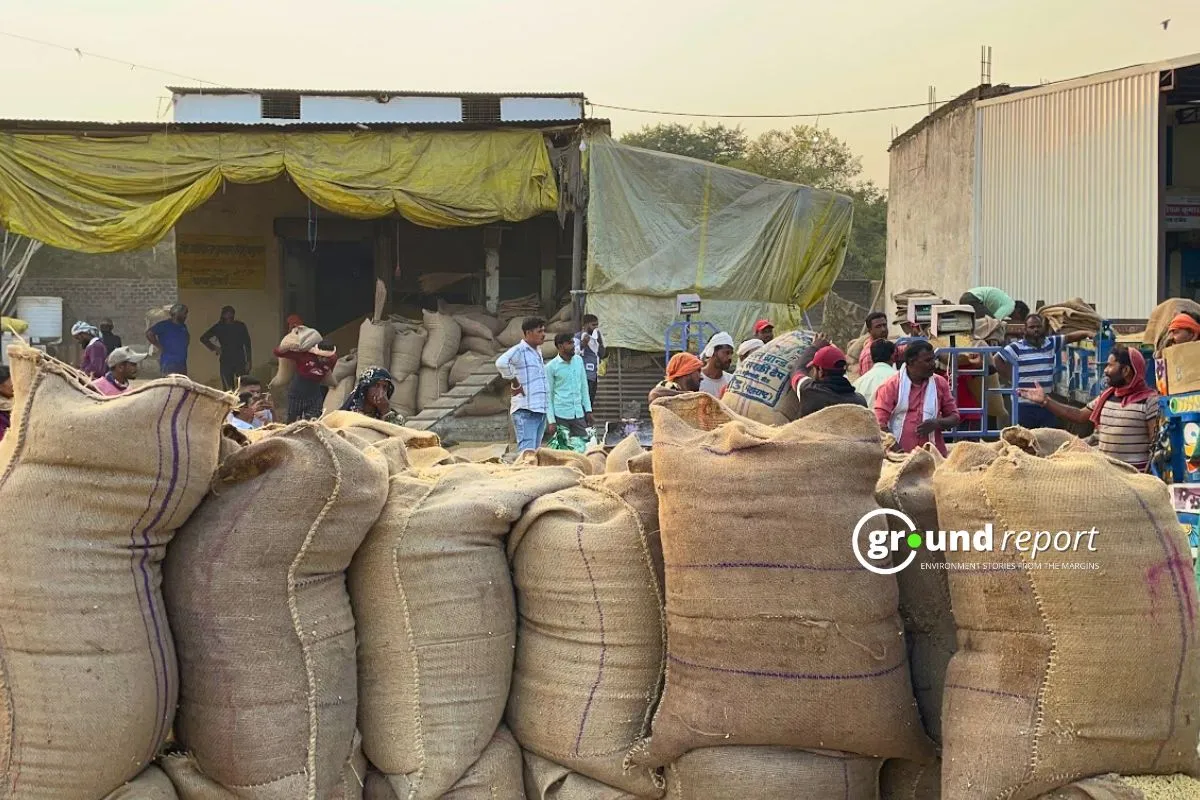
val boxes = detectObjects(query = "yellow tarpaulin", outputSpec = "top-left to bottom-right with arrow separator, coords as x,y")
0,129 -> 559,253
585,134 -> 853,351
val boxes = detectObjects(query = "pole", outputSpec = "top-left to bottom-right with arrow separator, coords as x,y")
570,207 -> 584,331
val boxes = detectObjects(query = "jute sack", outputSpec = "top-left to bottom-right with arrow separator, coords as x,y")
604,434 -> 644,473
516,447 -> 595,475
522,753 -> 639,800
645,394 -> 932,764
162,422 -> 389,800
666,747 -> 881,800
349,462 -> 581,800
459,386 -> 511,417
164,736 -> 367,800
880,758 -> 941,799
450,352 -> 491,388
508,473 -> 666,796
105,766 -> 179,800
461,335 -> 500,356
417,364 -> 450,411
0,347 -> 231,800
422,310 -> 463,369
394,373 -> 419,418
366,729 -> 525,800
934,441 -> 1200,800
584,445 -> 608,475
874,446 -> 955,744
359,318 -> 394,376
332,352 -> 359,383
322,409 -> 442,451
499,316 -> 527,348
721,330 -> 815,425
390,327 -> 427,378
324,374 -> 354,414
1001,424 -> 1090,458
1040,773 -> 1200,799
454,313 -> 497,341
269,355 -> 295,390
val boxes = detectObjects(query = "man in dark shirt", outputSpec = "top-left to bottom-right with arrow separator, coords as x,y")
791,338 -> 868,417
98,318 -> 122,355
200,305 -> 252,390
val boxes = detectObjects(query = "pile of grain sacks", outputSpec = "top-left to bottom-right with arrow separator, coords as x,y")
3,344 -> 1198,800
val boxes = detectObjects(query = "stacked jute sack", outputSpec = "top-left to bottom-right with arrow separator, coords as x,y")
875,428 -> 1200,800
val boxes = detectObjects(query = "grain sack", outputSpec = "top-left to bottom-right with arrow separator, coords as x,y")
458,309 -> 506,336
394,373 -> 419,418
585,445 -> 608,475
934,441 -> 1200,800
366,729 -> 524,800
359,318 -> 394,375
455,313 -> 497,341
1038,298 -> 1103,337
422,310 -> 463,369
880,758 -> 941,800
105,766 -> 179,800
323,409 -> 442,452
450,352 -> 491,388
508,474 -> 666,796
547,320 -> 574,335
324,374 -> 354,414
417,364 -> 451,411
332,352 -> 359,383
461,335 -> 500,356
605,434 -> 644,473
666,747 -> 881,800
390,327 -> 427,378
645,394 -> 931,764
349,462 -> 581,800
722,329 -> 816,425
499,316 -> 527,347
1040,773 -> 1200,799
163,422 -> 389,800
1001,424 -> 1090,458
540,341 -> 559,359
874,446 -> 955,744
516,447 -> 595,474
145,304 -> 172,331
523,753 -> 639,800
0,347 -> 231,800
459,386 -> 511,417
269,355 -> 295,390
1145,298 -> 1200,349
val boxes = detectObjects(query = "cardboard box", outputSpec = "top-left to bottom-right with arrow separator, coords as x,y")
1163,340 -> 1200,395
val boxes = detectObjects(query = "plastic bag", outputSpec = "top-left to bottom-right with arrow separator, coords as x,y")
548,428 -> 589,454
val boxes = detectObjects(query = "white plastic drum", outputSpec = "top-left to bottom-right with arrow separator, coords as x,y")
14,296 -> 63,342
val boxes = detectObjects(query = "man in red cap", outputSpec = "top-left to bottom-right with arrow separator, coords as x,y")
649,352 -> 704,405
753,320 -> 775,344
791,337 -> 867,417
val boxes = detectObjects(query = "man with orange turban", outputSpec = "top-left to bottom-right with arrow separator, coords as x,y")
1155,312 -> 1200,394
649,352 -> 703,405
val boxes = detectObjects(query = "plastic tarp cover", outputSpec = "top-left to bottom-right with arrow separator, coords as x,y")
585,134 -> 853,352
0,130 -> 558,253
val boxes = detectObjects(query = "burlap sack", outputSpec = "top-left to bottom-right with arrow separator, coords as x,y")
1145,298 -> 1200,349
665,747 -> 881,800
322,409 -> 442,450
454,314 -> 497,341
459,387 -> 511,417
934,442 -> 1200,800
498,316 -> 527,348
394,373 -> 419,418
721,329 -> 816,425
516,447 -> 595,475
422,310 -> 463,369
460,310 -> 506,336
163,422 -> 389,800
1039,773 -> 1200,799
1038,298 -> 1102,336
875,446 -> 955,744
332,352 -> 359,383
461,335 -> 500,356
349,462 -> 581,800
417,364 -> 450,411
508,474 -> 666,796
324,374 -> 354,414
645,394 -> 931,764
104,766 -> 179,800
366,729 -> 524,800
390,327 -> 427,378
359,318 -> 394,375
0,347 -> 231,800
269,354 -> 296,389
604,434 -> 644,473
522,753 -> 639,800
1001,425 -> 1090,457
585,445 -> 608,474
450,352 -> 491,387
880,758 -> 941,800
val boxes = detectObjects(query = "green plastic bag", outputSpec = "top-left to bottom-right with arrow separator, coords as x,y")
548,428 -> 589,453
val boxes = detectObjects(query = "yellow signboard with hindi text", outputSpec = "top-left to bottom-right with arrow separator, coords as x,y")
176,235 -> 266,290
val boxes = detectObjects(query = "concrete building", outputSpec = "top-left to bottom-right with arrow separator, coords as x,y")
886,52 -> 1200,323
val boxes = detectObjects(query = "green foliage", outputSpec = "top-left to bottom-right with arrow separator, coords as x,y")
620,123 -> 748,166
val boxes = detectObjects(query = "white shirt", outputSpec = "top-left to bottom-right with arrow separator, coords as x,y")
854,362 -> 899,411
699,371 -> 732,397
495,340 -> 549,414
226,413 -> 257,431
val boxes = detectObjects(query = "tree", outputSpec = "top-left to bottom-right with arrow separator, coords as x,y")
620,123 -> 748,166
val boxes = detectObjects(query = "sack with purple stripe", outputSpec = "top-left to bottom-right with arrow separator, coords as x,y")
0,346 -> 232,800
643,394 -> 933,765
934,440 -> 1200,800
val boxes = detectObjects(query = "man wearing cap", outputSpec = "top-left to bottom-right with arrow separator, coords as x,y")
753,320 -> 775,344
874,340 -> 960,456
649,352 -> 704,405
791,336 -> 867,417
146,303 -> 190,377
699,332 -> 735,397
737,338 -> 764,362
92,347 -> 148,396
72,321 -> 108,380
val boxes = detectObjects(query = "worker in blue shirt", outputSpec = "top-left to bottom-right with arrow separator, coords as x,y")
146,303 -> 191,376
545,332 -> 594,440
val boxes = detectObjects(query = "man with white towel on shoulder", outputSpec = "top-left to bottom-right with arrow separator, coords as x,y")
873,339 -> 960,456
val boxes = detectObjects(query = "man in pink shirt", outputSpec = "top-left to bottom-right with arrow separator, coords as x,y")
873,340 -> 960,456
72,320 -> 108,380
857,311 -> 891,377
91,347 -> 148,396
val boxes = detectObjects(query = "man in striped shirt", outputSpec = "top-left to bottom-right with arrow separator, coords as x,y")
496,317 -> 550,453
1018,345 -> 1158,470
992,312 -> 1092,428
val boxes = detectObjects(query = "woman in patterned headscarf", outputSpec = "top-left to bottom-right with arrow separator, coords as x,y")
341,367 -> 402,423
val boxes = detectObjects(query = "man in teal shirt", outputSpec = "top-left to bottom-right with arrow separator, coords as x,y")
960,286 -> 1026,322
545,332 -> 594,439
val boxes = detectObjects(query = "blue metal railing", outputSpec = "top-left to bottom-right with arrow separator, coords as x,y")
664,320 -> 718,363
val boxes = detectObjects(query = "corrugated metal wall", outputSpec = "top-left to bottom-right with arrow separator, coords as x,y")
974,70 -> 1160,318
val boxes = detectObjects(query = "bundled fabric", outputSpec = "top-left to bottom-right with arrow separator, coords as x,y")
722,329 -> 817,425
644,394 -> 931,765
0,347 -> 231,800
934,439 -> 1200,800
891,288 -> 940,324
1038,298 -> 1103,336
348,461 -> 581,800
508,473 -> 666,796
522,753 -> 640,800
358,318 -> 394,376
422,310 -> 463,369
162,422 -> 389,800
665,747 -> 881,800
417,364 -> 451,411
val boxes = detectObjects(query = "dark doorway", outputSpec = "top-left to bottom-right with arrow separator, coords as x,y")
281,239 -> 375,337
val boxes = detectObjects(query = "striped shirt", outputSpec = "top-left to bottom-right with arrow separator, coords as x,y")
1002,335 -> 1064,405
496,340 -> 549,414
1083,394 -> 1158,470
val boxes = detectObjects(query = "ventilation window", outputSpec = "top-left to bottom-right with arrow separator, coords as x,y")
462,96 -> 501,123
261,92 -> 301,120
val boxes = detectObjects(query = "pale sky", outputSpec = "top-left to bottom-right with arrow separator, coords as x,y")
1,0 -> 1197,185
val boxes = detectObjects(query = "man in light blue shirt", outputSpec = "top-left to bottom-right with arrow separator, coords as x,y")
496,317 -> 550,453
545,332 -> 593,440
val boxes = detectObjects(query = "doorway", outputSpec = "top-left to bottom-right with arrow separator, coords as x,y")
281,238 -> 375,337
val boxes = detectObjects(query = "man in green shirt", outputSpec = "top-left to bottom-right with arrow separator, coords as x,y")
960,286 -> 1027,322
545,332 -> 594,439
